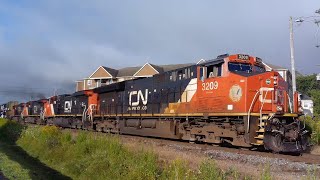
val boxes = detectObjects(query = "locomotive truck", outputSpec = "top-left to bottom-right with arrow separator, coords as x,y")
9,54 -> 309,153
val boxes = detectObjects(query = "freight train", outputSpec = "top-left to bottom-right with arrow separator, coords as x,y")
3,54 -> 310,153
0,101 -> 18,118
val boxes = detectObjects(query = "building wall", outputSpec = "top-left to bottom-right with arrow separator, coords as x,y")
301,99 -> 314,116
135,65 -> 158,77
91,67 -> 111,78
84,79 -> 97,90
76,81 -> 84,91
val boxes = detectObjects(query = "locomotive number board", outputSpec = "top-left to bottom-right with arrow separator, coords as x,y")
237,54 -> 250,60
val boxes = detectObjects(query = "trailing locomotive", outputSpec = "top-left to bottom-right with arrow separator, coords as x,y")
9,54 -> 309,153
0,101 -> 18,118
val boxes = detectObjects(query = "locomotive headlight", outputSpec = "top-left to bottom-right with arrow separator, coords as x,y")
276,105 -> 283,112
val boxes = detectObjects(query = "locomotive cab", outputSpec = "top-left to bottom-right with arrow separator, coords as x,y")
195,54 -> 308,153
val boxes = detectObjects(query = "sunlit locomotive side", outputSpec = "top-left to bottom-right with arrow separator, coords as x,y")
90,54 -> 308,153
10,54 -> 309,153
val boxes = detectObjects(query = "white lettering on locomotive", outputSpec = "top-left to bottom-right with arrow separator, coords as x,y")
64,101 -> 72,113
201,81 -> 218,91
128,89 -> 148,111
237,54 -> 249,60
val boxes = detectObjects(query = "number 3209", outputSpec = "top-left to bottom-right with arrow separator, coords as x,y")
202,81 -> 218,91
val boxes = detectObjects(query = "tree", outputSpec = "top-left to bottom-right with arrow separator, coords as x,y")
296,74 -> 320,96
296,74 -> 320,115
310,89 -> 320,115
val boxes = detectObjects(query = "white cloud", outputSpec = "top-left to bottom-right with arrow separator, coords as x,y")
0,0 -> 320,102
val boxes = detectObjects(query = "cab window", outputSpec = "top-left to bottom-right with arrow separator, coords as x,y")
253,65 -> 266,72
207,64 -> 222,78
228,63 -> 252,73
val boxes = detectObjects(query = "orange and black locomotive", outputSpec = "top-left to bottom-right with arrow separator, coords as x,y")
8,54 -> 309,153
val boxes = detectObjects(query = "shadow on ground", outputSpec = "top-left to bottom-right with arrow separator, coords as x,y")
0,120 -> 71,180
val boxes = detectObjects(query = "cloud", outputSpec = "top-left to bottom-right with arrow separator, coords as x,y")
0,0 -> 319,103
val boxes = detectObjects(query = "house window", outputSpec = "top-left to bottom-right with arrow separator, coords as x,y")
87,80 -> 92,86
96,80 -> 101,87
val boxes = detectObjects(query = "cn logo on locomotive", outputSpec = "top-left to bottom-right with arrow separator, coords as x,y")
64,101 -> 72,113
128,89 -> 148,111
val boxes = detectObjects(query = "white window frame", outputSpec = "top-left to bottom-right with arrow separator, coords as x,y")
87,80 -> 92,86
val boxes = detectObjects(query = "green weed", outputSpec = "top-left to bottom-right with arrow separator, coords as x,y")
0,118 -> 251,180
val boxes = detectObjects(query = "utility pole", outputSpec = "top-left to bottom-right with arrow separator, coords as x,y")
317,65 -> 320,81
289,16 -> 297,98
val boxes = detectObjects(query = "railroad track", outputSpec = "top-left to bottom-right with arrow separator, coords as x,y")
118,134 -> 320,166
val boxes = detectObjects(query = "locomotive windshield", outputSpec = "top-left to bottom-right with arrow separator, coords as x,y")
228,63 -> 266,73
253,65 -> 266,72
228,63 -> 252,73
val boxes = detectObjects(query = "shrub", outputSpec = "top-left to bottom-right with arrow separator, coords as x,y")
304,116 -> 320,145
0,118 -> 24,144
198,160 -> 225,180
160,159 -> 195,180
1,119 -> 248,179
17,127 -> 160,179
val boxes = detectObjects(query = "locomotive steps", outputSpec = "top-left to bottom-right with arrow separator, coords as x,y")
254,115 -> 268,145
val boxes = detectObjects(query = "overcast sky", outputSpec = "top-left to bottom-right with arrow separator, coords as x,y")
0,1 -> 319,103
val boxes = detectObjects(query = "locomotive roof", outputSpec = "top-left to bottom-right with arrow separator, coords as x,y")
94,81 -> 125,94
197,58 -> 225,66
73,91 -> 86,97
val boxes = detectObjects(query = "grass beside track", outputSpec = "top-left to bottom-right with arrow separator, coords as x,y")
305,116 -> 320,145
0,118 -> 277,179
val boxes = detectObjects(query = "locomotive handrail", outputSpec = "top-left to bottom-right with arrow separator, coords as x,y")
40,109 -> 46,120
287,93 -> 293,113
88,104 -> 96,122
82,105 -> 87,123
259,89 -> 270,127
247,90 -> 260,133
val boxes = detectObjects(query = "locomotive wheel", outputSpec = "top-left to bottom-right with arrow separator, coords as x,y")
264,132 -> 283,153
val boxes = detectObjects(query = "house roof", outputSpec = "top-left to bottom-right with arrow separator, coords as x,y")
159,63 -> 195,72
117,66 -> 141,77
263,62 -> 303,77
300,94 -> 312,100
265,63 -> 287,70
99,63 -> 194,78
149,63 -> 165,73
101,66 -> 118,77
